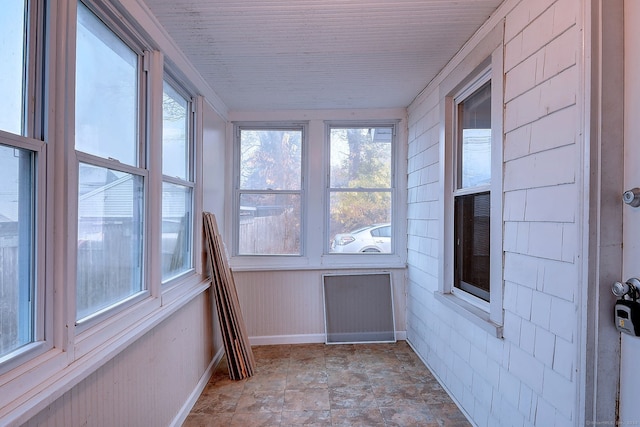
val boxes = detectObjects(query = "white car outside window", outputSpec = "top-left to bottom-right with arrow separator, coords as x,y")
331,224 -> 391,253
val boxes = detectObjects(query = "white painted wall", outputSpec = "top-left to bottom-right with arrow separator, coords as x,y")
406,0 -> 584,425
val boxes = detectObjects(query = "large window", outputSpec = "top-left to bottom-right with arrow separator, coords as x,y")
235,126 -> 303,256
1,0 -> 208,409
75,2 -> 146,321
0,0 -> 42,362
161,80 -> 194,281
453,80 -> 492,302
328,125 -> 394,254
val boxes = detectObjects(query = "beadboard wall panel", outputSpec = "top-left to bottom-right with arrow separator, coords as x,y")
233,269 -> 406,343
22,292 -> 215,427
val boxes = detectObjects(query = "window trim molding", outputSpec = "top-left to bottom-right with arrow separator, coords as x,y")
0,0 -> 50,372
451,69 -> 492,307
72,1 -> 152,327
324,120 -> 399,256
438,20 -> 504,335
159,75 -> 198,285
231,122 -> 308,258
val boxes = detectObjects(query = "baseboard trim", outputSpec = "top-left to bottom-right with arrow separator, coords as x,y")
170,346 -> 225,427
249,334 -> 326,346
249,331 -> 407,346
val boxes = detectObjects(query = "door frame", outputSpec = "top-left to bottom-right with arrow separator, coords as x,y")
582,0 -> 624,424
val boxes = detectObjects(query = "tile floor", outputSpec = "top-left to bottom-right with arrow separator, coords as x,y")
183,341 -> 471,426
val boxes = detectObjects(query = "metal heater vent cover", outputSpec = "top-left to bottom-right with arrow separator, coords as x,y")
322,272 -> 395,344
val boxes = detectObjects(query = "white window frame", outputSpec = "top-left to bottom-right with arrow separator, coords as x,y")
232,122 -> 307,258
0,0 -> 49,374
451,70 -> 492,309
324,121 -> 397,257
72,0 -> 152,329
437,31 -> 504,336
160,75 -> 197,286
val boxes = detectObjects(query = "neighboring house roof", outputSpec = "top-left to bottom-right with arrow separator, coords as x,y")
78,172 -> 188,219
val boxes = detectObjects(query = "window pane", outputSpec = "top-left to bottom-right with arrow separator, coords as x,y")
0,145 -> 34,357
458,82 -> 491,189
240,129 -> 302,190
238,193 -> 301,255
329,191 -> 392,253
77,163 -> 144,320
75,3 -> 138,165
454,192 -> 490,301
162,182 -> 192,281
163,82 -> 189,180
330,127 -> 392,189
0,0 -> 26,135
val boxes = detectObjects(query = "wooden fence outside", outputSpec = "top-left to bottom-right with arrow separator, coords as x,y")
0,246 -> 19,356
239,212 -> 299,255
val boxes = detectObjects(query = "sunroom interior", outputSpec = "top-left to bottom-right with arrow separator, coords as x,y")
0,0 -> 629,426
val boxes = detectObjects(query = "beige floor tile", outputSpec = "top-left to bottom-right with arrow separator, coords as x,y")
183,342 -> 470,426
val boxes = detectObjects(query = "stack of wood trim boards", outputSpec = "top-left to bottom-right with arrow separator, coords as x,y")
203,212 -> 256,380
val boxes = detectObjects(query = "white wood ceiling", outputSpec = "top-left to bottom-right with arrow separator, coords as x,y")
142,0 -> 504,112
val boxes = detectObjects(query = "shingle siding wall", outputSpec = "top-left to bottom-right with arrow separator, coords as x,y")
406,1 -> 581,426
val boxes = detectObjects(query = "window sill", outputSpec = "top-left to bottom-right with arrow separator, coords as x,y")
230,255 -> 406,272
434,291 -> 503,338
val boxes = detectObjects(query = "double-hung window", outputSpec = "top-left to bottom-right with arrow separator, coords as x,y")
327,125 -> 394,254
0,0 -> 44,361
234,125 -> 304,256
439,38 -> 504,334
75,2 -> 147,322
453,78 -> 492,302
161,79 -> 194,282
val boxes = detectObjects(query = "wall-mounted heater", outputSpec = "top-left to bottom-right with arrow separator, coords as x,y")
322,272 -> 395,344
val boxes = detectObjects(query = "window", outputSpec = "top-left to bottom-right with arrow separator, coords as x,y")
0,145 -> 36,359
75,2 -> 146,321
0,0 -> 27,135
235,125 -> 303,256
438,37 -> 504,334
161,80 -> 194,281
328,125 -> 394,254
454,80 -> 492,302
0,0 -> 43,363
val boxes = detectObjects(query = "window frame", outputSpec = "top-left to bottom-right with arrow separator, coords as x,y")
160,75 -> 196,285
437,36 -> 504,335
0,0 -> 49,374
72,0 -> 152,329
325,121 -> 397,256
451,70 -> 492,308
0,132 -> 47,373
232,122 -> 307,258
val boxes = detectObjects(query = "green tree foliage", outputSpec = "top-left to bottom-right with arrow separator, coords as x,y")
330,128 -> 392,234
240,130 -> 301,191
